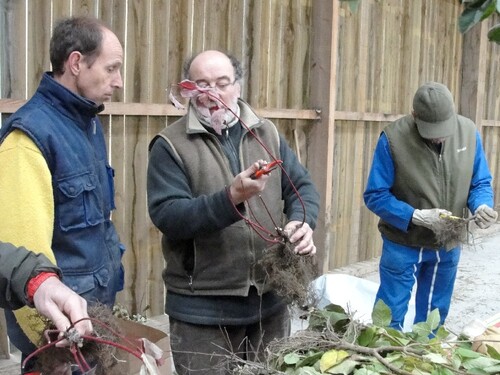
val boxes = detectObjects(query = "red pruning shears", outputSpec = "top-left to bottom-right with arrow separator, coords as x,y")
250,160 -> 283,179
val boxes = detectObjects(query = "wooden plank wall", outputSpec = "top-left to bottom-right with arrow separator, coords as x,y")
0,0 -> 315,319
308,1 -> 500,272
0,0 -> 499,320
481,14 -> 500,210
325,0 -> 466,270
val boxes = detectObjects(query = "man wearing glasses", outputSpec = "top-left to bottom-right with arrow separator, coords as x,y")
147,50 -> 320,374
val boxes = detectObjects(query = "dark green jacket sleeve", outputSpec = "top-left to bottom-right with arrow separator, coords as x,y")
0,241 -> 61,310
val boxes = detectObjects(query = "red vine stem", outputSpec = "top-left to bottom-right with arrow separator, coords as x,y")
71,345 -> 91,372
176,81 -> 307,229
225,187 -> 284,244
22,338 -> 62,370
22,317 -> 150,373
73,316 -> 140,350
79,334 -> 143,359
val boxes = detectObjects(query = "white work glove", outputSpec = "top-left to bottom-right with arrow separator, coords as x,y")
474,204 -> 498,229
412,208 -> 451,231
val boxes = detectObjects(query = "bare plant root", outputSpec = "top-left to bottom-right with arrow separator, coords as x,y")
434,216 -> 471,247
35,303 -> 122,375
259,241 -> 319,308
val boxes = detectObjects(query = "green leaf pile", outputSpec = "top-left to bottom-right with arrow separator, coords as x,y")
234,301 -> 500,374
459,0 -> 500,44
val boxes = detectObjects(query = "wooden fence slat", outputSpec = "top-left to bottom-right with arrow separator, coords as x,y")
5,0 -> 27,99
0,310 -> 9,359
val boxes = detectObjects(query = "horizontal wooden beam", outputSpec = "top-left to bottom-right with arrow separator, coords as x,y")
0,99 -> 402,122
2,99 -> 497,126
0,99 -> 26,114
482,120 -> 500,127
104,102 -> 183,116
334,110 -> 405,122
0,99 -> 320,120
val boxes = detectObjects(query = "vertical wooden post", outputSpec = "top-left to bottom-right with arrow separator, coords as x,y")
309,0 -> 339,273
0,310 -> 9,359
0,1 -> 5,100
0,3 -> 14,360
459,21 -> 488,130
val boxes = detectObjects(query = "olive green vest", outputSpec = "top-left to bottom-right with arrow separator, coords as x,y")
379,114 -> 476,249
157,101 -> 284,296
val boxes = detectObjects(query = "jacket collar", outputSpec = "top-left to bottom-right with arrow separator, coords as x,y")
38,72 -> 104,130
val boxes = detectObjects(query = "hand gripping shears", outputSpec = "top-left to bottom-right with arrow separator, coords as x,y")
250,160 -> 283,179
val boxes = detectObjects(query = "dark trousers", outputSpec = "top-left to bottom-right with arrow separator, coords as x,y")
4,310 -> 37,374
169,305 -> 290,375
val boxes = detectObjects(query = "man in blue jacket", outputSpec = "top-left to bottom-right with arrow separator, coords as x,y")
364,82 -> 497,330
0,16 -> 124,373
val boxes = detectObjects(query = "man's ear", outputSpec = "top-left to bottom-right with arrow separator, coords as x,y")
67,51 -> 83,76
234,81 -> 242,98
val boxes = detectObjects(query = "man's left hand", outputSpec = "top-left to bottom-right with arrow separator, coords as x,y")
283,221 -> 316,256
33,277 -> 92,342
474,204 -> 498,229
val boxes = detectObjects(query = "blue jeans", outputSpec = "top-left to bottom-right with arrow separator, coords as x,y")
375,237 -> 461,330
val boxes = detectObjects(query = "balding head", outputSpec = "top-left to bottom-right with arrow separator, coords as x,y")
183,50 -> 243,82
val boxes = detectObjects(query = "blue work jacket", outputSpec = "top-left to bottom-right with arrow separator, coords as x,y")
0,72 -> 124,304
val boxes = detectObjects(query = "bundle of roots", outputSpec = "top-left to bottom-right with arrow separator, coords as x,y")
259,241 -> 318,308
34,303 -> 123,375
434,216 -> 470,247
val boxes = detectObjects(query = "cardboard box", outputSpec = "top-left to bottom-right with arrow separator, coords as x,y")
113,317 -> 173,375
461,313 -> 500,354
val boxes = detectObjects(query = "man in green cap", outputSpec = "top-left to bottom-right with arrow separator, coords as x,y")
364,81 -> 497,330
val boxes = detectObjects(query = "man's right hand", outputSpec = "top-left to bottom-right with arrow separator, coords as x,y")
229,160 -> 270,204
412,208 -> 451,231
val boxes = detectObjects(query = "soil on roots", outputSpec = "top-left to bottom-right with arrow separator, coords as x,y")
434,217 -> 470,247
259,241 -> 319,308
35,303 -> 124,375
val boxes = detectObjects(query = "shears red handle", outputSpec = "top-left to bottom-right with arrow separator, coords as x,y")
250,160 -> 283,179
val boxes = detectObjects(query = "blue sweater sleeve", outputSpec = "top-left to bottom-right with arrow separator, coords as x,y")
363,133 -> 415,232
147,138 -> 243,241
467,131 -> 494,212
147,133 -> 320,240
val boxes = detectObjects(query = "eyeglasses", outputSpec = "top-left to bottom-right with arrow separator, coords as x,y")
195,79 -> 236,91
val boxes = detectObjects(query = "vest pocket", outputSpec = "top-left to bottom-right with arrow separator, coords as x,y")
57,173 -> 105,231
62,266 -> 116,305
63,272 -> 97,295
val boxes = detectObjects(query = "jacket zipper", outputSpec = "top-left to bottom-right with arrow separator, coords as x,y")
188,274 -> 194,293
438,142 -> 446,204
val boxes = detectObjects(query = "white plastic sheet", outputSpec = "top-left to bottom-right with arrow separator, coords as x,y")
309,273 -> 416,331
